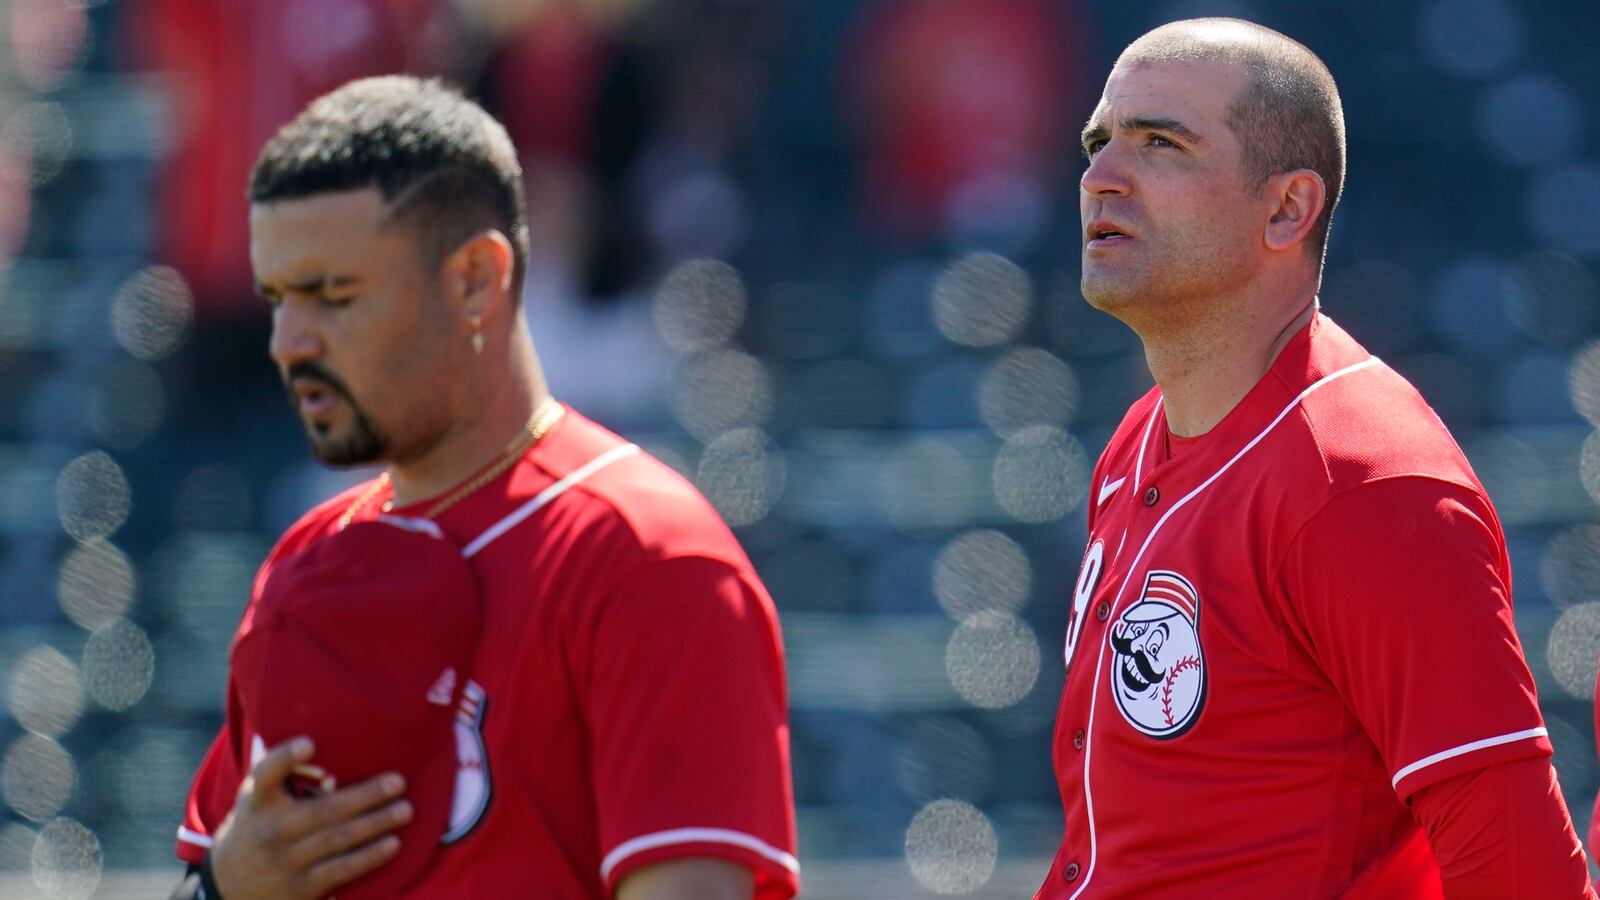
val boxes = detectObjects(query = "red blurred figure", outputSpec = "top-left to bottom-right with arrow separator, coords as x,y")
843,0 -> 1089,242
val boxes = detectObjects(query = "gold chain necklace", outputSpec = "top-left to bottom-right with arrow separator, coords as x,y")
338,398 -> 564,530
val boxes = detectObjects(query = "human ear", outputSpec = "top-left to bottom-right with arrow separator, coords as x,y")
1263,169 -> 1326,252
445,229 -> 516,321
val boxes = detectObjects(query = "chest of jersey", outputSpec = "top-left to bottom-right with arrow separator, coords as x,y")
1044,422 -> 1403,896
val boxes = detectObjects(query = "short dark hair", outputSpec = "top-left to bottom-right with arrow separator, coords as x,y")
1122,19 -> 1346,266
249,76 -> 530,296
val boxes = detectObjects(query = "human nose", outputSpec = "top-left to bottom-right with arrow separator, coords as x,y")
1080,139 -> 1132,199
268,298 -> 324,372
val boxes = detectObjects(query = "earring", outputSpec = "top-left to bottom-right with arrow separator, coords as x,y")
469,312 -> 484,355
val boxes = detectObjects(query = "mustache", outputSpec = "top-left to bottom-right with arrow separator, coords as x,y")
1111,633 -> 1165,682
284,361 -> 356,405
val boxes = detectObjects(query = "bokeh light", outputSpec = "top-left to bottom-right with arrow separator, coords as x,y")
881,438 -> 976,531
1540,524 -> 1600,609
2,735 -> 75,823
652,259 -> 746,353
56,538 -> 135,630
863,261 -> 943,361
904,799 -> 999,895
1546,714 -> 1597,806
3,102 -> 74,188
669,349 -> 773,440
1523,165 -> 1600,257
1580,431 -> 1600,506
696,428 -> 786,527
1429,255 -> 1517,356
89,358 -> 166,451
897,717 -> 995,804
932,530 -> 1031,621
173,464 -> 255,533
8,647 -> 83,739
1475,73 -> 1581,168
931,252 -> 1031,348
110,265 -> 194,361
1416,0 -> 1524,79
0,824 -> 35,873
11,0 -> 90,91
993,426 -> 1088,523
96,730 -> 199,824
945,611 -> 1040,709
30,818 -> 101,900
1546,602 -> 1600,700
82,618 -> 155,712
55,451 -> 131,541
1503,250 -> 1595,345
978,348 -> 1079,438
1570,340 -> 1600,427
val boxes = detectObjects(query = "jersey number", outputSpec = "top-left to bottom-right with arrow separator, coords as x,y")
1064,539 -> 1104,670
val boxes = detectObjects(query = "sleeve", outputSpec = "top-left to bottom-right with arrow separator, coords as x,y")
581,555 -> 798,899
175,682 -> 252,865
1409,756 -> 1596,899
1279,476 -> 1552,802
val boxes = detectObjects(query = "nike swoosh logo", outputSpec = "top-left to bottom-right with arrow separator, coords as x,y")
1098,476 -> 1126,506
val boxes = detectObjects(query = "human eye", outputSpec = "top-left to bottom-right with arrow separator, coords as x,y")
1082,138 -> 1107,160
1148,134 -> 1177,149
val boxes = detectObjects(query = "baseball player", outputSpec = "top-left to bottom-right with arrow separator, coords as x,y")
1041,19 -> 1594,897
170,76 -> 797,900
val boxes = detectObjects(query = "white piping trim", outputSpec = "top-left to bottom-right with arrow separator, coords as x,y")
375,514 -> 445,540
177,826 -> 214,849
1390,726 -> 1549,790
1071,356 -> 1380,899
461,444 -> 639,559
599,827 -> 801,882
1132,398 -> 1161,489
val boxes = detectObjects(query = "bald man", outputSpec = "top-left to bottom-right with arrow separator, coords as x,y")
1042,18 -> 1593,898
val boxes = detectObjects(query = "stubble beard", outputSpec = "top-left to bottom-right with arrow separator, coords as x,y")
308,406 -> 388,466
1081,231 -> 1253,337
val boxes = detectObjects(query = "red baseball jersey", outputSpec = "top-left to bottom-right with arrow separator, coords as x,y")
177,406 -> 799,898
1039,313 -> 1552,898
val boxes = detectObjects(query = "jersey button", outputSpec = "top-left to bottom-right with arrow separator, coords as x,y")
1095,601 -> 1110,621
1143,485 -> 1159,506
1063,861 -> 1081,882
1072,729 -> 1085,750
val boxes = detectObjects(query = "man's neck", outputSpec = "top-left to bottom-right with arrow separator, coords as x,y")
1142,286 -> 1318,439
386,336 -> 548,508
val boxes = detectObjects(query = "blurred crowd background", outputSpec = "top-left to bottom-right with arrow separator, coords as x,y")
3,0 -> 1600,896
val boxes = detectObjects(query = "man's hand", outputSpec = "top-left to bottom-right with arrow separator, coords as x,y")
208,737 -> 413,900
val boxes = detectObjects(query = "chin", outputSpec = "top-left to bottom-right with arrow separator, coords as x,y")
1080,272 -> 1143,314
306,422 -> 386,467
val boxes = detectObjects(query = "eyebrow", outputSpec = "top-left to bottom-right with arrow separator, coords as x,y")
1081,115 -> 1206,150
255,274 -> 362,297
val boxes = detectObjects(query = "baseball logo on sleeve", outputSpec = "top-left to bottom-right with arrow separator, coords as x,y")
1108,570 -> 1206,739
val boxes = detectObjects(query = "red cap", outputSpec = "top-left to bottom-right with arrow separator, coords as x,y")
233,516 -> 480,898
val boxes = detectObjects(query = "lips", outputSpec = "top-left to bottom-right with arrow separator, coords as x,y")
1085,219 -> 1134,248
292,379 -> 341,418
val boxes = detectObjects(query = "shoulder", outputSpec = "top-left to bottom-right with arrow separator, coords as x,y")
524,408 -> 754,574
1280,315 -> 1483,498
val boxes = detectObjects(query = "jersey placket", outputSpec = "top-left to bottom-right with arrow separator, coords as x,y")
1051,404 -> 1190,894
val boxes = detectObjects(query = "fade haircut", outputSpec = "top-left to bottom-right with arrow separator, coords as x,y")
249,75 -> 530,297
1120,18 -> 1346,266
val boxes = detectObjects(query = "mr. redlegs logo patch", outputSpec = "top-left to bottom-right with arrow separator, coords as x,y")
1109,570 -> 1206,739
